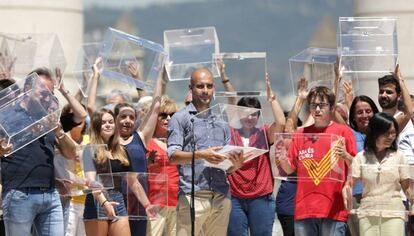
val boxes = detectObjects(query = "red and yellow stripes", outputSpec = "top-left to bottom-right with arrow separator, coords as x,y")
302,140 -> 340,185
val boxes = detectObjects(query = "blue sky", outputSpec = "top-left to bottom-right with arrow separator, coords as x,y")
84,0 -> 205,8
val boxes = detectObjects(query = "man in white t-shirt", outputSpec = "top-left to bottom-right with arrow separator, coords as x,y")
377,66 -> 414,163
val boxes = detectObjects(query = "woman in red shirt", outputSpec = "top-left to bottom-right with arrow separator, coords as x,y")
227,76 -> 285,236
146,96 -> 179,236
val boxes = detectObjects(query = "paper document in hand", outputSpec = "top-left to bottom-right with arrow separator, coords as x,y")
204,145 -> 268,171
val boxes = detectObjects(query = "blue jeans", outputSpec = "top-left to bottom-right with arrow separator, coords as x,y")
227,194 -> 276,236
295,218 -> 347,236
2,188 -> 64,236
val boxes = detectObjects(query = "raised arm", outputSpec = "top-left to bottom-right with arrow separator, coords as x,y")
128,62 -> 148,98
285,78 -> 308,133
265,73 -> 285,144
216,58 -> 237,105
342,80 -> 354,110
86,57 -> 102,116
138,96 -> 161,147
393,64 -> 413,130
54,124 -> 77,159
152,66 -> 168,98
56,68 -> 87,124
333,56 -> 343,104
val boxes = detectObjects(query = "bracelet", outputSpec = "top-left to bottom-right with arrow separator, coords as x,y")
221,79 -> 230,84
143,203 -> 151,209
136,88 -> 144,92
101,200 -> 108,207
57,133 -> 66,140
269,94 -> 276,102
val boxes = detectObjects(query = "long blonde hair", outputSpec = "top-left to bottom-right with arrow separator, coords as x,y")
90,108 -> 129,166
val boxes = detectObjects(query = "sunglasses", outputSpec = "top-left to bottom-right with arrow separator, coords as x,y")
158,112 -> 175,119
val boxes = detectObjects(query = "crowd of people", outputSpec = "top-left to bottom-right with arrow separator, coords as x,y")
0,50 -> 413,236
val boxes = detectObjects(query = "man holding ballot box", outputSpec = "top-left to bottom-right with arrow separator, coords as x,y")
0,68 -> 77,236
278,86 -> 357,236
167,67 -> 244,236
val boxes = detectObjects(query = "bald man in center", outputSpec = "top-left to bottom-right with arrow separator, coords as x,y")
167,68 -> 243,236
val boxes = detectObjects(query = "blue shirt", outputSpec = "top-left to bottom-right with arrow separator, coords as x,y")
0,104 -> 56,192
167,103 -> 231,196
352,130 -> 365,195
124,131 -> 147,173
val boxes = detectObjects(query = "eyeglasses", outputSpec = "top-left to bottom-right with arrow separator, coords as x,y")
382,130 -> 397,138
158,112 -> 175,119
309,103 -> 330,110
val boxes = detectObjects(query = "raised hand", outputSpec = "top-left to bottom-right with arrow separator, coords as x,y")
216,57 -> 226,77
92,57 -> 102,76
128,62 -> 140,80
334,56 -> 343,79
265,73 -> 276,102
391,64 -> 403,81
297,77 -> 309,99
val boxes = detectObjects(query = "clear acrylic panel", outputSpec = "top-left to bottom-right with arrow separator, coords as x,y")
54,152 -> 87,197
289,48 -> 337,93
0,33 -> 14,80
213,52 -> 267,97
0,73 -> 61,156
82,144 -> 114,192
193,103 -> 269,171
96,172 -> 168,220
5,33 -> 67,87
73,42 -> 101,97
99,28 -> 167,93
164,26 -> 220,81
338,17 -> 398,73
272,133 -> 345,184
289,47 -> 358,101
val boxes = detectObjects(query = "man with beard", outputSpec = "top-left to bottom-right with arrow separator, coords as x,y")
0,68 -> 78,236
378,66 -> 414,234
377,65 -> 414,163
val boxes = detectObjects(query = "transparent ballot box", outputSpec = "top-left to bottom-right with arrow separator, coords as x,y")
272,133 -> 345,184
3,33 -> 67,87
99,28 -> 166,93
289,48 -> 337,93
73,42 -> 101,97
96,172 -> 168,220
82,144 -> 114,193
338,17 -> 398,73
54,153 -> 86,197
0,73 -> 61,156
0,34 -> 14,80
214,52 -> 267,97
164,26 -> 220,81
193,103 -> 269,171
54,144 -> 114,196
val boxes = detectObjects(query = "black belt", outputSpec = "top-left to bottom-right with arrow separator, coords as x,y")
17,187 -> 52,192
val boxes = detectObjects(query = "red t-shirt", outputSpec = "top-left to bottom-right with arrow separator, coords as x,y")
228,126 -> 274,198
288,122 -> 357,222
146,139 -> 179,207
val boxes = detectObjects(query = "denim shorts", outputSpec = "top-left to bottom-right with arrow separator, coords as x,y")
83,190 -> 127,220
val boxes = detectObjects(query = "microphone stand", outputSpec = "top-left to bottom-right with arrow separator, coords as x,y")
190,118 -> 196,236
